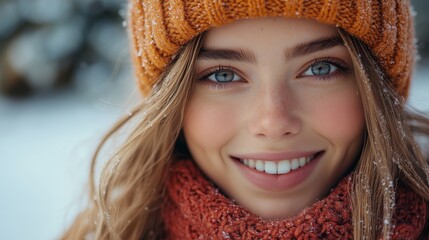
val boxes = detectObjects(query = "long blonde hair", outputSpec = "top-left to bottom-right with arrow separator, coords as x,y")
62,29 -> 429,239
339,29 -> 429,239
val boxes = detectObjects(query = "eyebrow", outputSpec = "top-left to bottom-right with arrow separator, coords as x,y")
285,35 -> 343,60
198,48 -> 256,63
197,35 -> 344,63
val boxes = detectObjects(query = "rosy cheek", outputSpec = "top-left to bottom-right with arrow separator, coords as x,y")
309,92 -> 365,142
183,99 -> 237,150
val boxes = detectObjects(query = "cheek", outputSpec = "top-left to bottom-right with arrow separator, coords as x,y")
308,90 -> 365,143
183,97 -> 238,152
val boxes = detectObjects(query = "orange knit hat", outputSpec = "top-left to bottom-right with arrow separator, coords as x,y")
128,0 -> 415,97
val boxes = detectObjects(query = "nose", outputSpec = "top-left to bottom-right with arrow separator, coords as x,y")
247,85 -> 302,140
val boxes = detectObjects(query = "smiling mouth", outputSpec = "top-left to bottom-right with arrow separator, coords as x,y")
237,152 -> 323,175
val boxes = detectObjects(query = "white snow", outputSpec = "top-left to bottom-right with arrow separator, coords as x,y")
0,77 -> 137,239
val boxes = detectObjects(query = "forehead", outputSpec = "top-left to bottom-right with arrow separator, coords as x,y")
203,17 -> 338,49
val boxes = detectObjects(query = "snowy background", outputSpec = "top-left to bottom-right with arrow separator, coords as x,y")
1,0 -> 429,240
0,81 -> 139,240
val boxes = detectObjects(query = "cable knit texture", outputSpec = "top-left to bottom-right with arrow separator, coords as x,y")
128,0 -> 415,97
163,160 -> 427,239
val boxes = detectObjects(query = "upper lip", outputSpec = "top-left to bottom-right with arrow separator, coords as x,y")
231,150 -> 323,161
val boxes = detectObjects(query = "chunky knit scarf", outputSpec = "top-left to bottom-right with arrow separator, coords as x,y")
163,160 -> 427,239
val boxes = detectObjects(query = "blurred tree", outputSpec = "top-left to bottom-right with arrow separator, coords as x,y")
412,0 -> 429,61
0,0 -> 129,97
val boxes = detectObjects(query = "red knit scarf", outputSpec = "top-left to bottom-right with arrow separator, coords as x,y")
163,160 -> 427,239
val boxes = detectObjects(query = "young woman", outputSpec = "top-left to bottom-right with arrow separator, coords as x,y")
62,0 -> 429,239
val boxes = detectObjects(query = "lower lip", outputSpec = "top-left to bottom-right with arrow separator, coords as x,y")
233,152 -> 323,191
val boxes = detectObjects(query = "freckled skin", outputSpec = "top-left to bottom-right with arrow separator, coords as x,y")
183,17 -> 365,219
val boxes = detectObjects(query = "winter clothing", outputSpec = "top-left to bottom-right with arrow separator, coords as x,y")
128,0 -> 415,97
163,160 -> 427,239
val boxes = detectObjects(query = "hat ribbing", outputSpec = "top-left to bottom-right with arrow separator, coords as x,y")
128,0 -> 415,97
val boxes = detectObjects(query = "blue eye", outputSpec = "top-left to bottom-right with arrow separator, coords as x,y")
303,62 -> 338,76
207,69 -> 241,82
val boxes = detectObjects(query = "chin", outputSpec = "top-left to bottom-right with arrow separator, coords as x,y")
243,202 -> 304,220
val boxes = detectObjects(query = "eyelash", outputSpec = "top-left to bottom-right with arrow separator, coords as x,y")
301,57 -> 349,81
197,65 -> 241,90
196,57 -> 350,89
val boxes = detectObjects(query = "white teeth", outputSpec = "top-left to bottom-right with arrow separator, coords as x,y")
240,155 -> 314,175
264,161 -> 277,174
255,160 -> 264,171
248,159 -> 255,168
299,157 -> 306,167
278,160 -> 291,174
291,159 -> 300,170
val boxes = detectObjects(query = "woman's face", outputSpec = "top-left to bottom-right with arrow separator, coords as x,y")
182,17 -> 365,219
